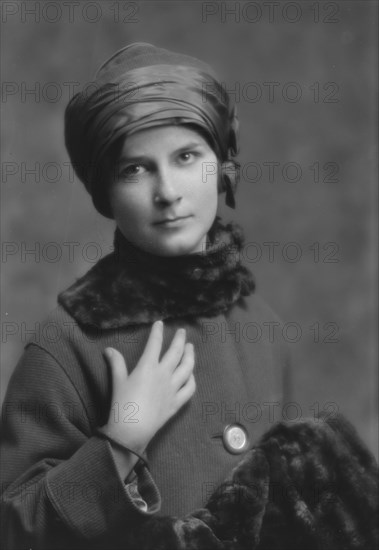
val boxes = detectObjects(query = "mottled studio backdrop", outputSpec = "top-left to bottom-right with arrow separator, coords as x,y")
1,0 -> 378,457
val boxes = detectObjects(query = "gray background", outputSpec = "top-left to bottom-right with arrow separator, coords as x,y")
1,0 -> 378,457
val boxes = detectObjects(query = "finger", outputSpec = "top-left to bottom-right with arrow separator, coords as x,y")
175,374 -> 196,408
104,347 -> 128,397
139,320 -> 164,365
160,328 -> 186,371
171,343 -> 195,389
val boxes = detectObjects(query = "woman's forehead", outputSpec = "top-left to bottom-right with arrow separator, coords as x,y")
119,125 -> 210,157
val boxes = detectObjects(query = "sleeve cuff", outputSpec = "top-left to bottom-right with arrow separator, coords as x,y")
125,463 -> 161,514
45,435 -> 161,539
126,478 -> 149,512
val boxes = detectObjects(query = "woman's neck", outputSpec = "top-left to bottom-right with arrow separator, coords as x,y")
58,217 -> 256,329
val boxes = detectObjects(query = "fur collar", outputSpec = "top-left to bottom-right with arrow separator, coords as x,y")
58,217 -> 255,329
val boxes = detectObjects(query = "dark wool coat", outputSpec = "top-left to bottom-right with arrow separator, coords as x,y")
1,223 -> 377,550
1,294 -> 291,550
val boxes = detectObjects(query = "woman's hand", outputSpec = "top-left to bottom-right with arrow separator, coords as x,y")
103,320 -> 196,454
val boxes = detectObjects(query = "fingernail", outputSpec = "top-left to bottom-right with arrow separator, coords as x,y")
104,348 -> 113,357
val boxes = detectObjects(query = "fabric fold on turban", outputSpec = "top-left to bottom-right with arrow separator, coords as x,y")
65,43 -> 240,217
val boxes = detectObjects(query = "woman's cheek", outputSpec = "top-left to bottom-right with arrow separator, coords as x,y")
203,177 -> 219,205
194,166 -> 218,197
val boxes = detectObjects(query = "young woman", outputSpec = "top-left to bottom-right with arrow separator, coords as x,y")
1,42 -> 293,549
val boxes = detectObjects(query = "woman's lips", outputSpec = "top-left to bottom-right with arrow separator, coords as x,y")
153,215 -> 192,227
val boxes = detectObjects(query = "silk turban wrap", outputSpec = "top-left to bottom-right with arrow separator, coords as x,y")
64,43 -> 240,218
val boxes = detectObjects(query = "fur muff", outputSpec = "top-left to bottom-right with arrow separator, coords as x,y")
106,413 -> 378,550
58,217 -> 255,329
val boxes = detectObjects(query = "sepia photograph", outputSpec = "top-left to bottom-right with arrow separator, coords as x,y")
1,1 -> 378,548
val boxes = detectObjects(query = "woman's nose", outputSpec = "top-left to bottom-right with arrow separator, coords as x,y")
153,167 -> 182,206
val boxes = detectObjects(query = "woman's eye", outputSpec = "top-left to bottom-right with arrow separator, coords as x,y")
119,164 -> 145,180
178,151 -> 197,163
181,152 -> 192,161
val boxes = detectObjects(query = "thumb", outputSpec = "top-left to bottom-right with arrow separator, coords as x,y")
104,348 -> 128,393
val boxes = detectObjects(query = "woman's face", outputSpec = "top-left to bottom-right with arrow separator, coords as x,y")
109,125 -> 219,256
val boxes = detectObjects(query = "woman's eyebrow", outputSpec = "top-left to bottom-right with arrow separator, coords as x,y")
119,142 -> 204,164
173,142 -> 203,153
117,154 -> 150,166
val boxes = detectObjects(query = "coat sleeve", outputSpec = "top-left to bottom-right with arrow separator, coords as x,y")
0,343 -> 161,550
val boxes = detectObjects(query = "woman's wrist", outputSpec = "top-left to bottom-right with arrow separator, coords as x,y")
98,425 -> 147,456
95,426 -> 149,480
109,443 -> 139,481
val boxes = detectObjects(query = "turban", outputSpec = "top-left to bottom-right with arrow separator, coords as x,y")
64,43 -> 239,218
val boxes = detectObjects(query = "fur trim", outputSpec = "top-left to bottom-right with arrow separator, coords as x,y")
58,217 -> 255,329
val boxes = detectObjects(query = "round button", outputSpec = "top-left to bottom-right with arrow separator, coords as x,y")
223,424 -> 249,454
